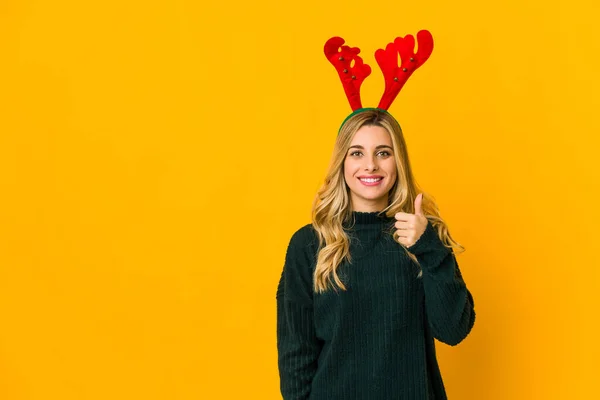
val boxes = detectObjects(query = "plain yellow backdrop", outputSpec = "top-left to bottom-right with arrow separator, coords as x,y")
1,0 -> 599,398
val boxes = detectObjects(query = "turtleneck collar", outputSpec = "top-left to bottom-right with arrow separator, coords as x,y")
349,211 -> 394,225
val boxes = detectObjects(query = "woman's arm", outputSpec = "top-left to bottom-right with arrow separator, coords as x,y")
276,226 -> 322,400
407,220 -> 476,346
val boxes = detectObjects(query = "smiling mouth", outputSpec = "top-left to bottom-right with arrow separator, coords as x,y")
359,177 -> 383,183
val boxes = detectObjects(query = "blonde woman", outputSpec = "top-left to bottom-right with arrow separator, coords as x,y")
276,108 -> 476,399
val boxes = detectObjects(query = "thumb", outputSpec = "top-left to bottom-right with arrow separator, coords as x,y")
414,193 -> 424,216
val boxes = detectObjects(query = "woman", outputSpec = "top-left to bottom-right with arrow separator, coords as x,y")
276,108 -> 476,399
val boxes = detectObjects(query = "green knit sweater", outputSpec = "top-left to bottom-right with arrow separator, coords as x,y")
276,211 -> 476,399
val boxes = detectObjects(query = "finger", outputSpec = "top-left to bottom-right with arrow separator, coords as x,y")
397,237 -> 410,247
414,193 -> 424,216
394,221 -> 410,229
394,230 -> 409,239
394,212 -> 411,221
396,213 -> 418,223
395,220 -> 417,229
394,233 -> 406,246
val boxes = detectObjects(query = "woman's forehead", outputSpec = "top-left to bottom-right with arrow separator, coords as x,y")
350,125 -> 392,146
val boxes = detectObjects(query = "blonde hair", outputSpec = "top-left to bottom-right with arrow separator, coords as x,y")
311,109 -> 464,293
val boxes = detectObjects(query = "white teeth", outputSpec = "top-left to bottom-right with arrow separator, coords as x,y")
360,178 -> 382,183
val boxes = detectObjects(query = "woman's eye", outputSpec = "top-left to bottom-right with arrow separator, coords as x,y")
378,151 -> 391,157
350,151 -> 362,157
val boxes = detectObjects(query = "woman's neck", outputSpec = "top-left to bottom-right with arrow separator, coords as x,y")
350,199 -> 388,213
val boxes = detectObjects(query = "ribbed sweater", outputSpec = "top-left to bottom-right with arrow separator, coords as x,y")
276,211 -> 476,400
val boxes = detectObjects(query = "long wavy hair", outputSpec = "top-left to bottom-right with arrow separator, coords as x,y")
311,109 -> 464,293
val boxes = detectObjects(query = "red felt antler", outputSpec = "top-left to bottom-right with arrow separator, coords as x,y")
324,37 -> 372,111
375,30 -> 434,110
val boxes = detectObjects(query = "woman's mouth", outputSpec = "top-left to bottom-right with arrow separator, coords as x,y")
358,177 -> 383,186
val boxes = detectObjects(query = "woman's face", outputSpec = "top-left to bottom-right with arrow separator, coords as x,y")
343,125 -> 397,212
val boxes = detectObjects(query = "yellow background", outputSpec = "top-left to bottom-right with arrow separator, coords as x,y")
1,0 -> 599,398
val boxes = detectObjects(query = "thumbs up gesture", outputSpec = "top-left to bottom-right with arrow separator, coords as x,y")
394,193 -> 428,249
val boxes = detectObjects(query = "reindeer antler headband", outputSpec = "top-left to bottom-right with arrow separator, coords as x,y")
324,30 -> 434,131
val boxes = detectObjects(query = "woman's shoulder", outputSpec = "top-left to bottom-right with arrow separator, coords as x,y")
283,224 -> 319,275
288,223 -> 319,249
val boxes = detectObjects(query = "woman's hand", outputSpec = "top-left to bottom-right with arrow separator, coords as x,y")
394,193 -> 428,249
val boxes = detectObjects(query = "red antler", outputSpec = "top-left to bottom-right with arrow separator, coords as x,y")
324,37 -> 372,111
375,30 -> 434,110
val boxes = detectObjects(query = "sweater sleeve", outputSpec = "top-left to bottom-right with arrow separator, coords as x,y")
407,219 -> 476,346
276,227 -> 322,400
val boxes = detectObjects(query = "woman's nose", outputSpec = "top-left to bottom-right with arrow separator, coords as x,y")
364,157 -> 378,171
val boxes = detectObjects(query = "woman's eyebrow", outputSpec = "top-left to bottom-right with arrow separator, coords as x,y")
348,145 -> 393,150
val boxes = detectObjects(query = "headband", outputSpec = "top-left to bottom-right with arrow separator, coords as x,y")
324,31 -> 434,132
